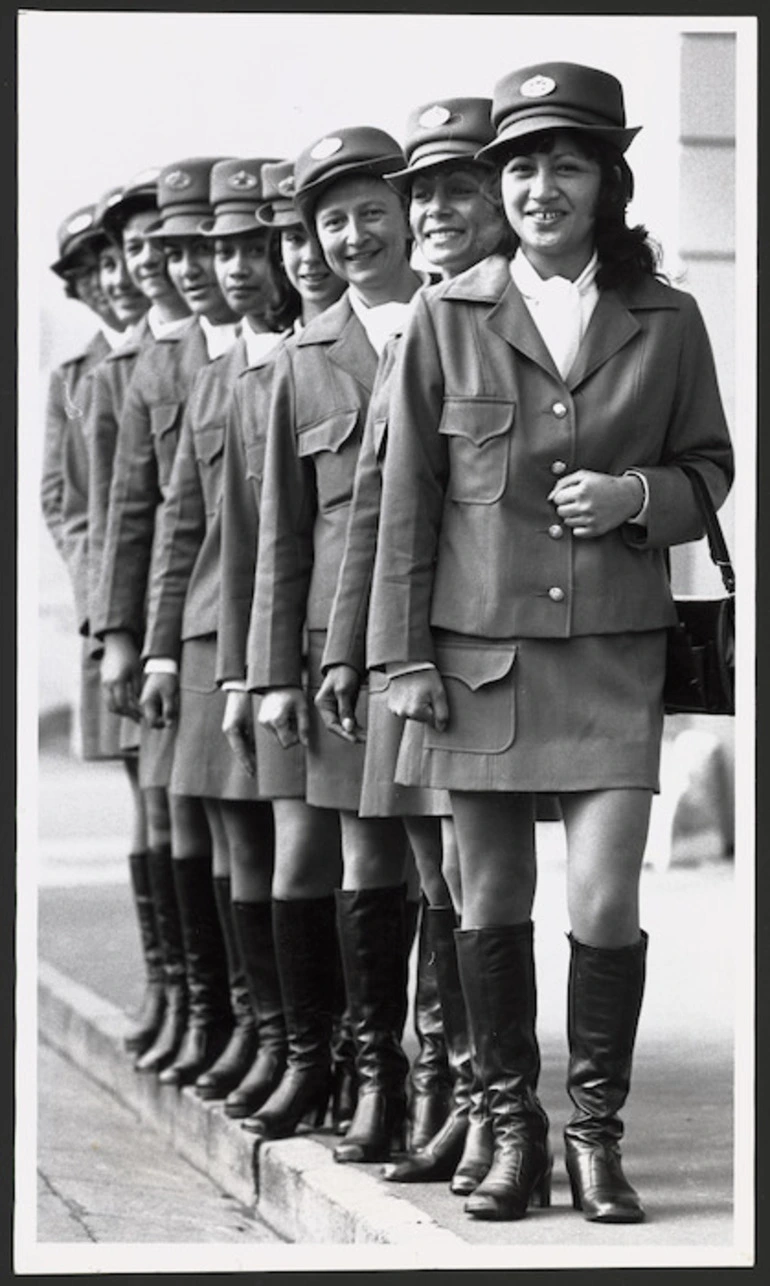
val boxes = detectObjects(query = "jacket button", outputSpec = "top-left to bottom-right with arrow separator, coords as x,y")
548,524 -> 564,540
550,460 -> 567,475
552,401 -> 568,417
548,586 -> 565,602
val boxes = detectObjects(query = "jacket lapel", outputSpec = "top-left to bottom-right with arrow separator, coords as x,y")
446,257 -> 561,379
298,294 -> 377,394
566,290 -> 641,391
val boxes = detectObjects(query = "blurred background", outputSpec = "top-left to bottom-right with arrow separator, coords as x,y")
18,11 -> 752,860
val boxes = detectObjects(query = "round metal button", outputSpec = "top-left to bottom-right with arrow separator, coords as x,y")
552,401 -> 568,418
548,524 -> 564,540
548,586 -> 565,602
550,460 -> 567,475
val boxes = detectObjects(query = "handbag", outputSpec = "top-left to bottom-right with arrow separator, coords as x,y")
662,465 -> 735,716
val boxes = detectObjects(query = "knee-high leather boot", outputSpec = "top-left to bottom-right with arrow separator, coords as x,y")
135,843 -> 188,1074
457,922 -> 552,1221
333,885 -> 410,1164
194,876 -> 258,1099
123,850 -> 166,1056
407,898 -> 453,1150
224,900 -> 287,1118
564,931 -> 648,1223
158,856 -> 233,1087
242,896 -> 336,1140
330,932 -> 357,1135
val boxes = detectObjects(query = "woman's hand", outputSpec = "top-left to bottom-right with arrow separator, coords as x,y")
548,470 -> 645,538
140,671 -> 179,730
386,668 -> 449,731
314,665 -> 364,743
222,690 -> 256,777
258,687 -> 310,749
100,631 -> 143,721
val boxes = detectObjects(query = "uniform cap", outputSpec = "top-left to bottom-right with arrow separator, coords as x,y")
50,203 -> 108,277
294,126 -> 406,224
385,97 -> 496,191
476,61 -> 641,162
100,167 -> 162,242
144,157 -> 230,238
199,157 -> 283,237
256,160 -> 302,229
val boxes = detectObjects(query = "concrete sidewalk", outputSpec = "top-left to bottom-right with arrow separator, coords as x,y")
25,742 -> 752,1268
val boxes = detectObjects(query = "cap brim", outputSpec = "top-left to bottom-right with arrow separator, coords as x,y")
296,155 -> 404,221
476,117 -> 641,160
256,202 -> 302,229
50,231 -> 108,277
385,147 -> 494,193
145,213 -> 213,239
199,211 -> 264,237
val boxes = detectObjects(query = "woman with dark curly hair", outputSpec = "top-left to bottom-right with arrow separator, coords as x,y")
368,62 -> 733,1224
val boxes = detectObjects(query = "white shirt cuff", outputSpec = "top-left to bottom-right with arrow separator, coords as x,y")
384,661 -> 437,679
222,680 -> 248,693
144,657 -> 178,676
624,470 -> 650,525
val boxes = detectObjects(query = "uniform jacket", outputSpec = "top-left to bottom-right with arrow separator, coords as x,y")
93,318 -> 208,643
367,255 -> 734,667
321,338 -> 397,676
144,339 -> 250,660
83,315 -> 154,647
41,331 -> 110,632
248,294 -> 378,690
215,334 -> 291,685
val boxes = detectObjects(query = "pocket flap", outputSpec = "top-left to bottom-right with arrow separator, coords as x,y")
438,397 -> 514,446
437,643 -> 517,691
297,409 -> 359,458
149,402 -> 182,439
194,422 -> 225,464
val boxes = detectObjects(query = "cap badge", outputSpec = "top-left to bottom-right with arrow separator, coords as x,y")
277,175 -> 296,197
418,105 -> 451,130
520,74 -> 557,99
310,136 -> 343,161
228,169 -> 259,190
67,212 -> 93,235
165,169 -> 192,191
105,190 -> 123,208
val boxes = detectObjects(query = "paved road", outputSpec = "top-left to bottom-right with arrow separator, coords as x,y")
34,1039 -> 284,1246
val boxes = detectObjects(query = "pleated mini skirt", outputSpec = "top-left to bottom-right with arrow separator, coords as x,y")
253,693 -> 306,801
395,629 -> 667,795
169,635 -> 258,801
78,641 -> 127,761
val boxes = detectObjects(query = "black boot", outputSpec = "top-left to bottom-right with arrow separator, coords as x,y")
195,877 -> 258,1100
406,898 -> 453,1150
564,932 -> 648,1224
333,885 -> 410,1164
135,844 -> 188,1074
224,900 -> 287,1119
123,850 -> 166,1056
457,922 -> 552,1221
330,934 -> 357,1135
158,856 -> 233,1087
241,897 -> 335,1140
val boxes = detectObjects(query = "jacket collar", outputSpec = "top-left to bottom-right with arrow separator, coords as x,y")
104,313 -> 153,362
443,254 -> 680,390
296,291 -> 377,392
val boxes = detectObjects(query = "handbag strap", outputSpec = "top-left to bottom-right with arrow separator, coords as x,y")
679,464 -> 735,595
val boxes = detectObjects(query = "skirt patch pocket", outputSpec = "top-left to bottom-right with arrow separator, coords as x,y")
425,641 -> 517,755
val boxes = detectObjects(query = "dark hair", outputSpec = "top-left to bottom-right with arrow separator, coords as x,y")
112,193 -> 158,245
264,227 -> 302,332
500,129 -> 664,290
60,248 -> 98,299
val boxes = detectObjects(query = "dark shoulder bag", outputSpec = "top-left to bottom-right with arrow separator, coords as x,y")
662,465 -> 735,716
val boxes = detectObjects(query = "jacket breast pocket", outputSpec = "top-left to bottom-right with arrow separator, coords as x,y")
438,397 -> 513,504
297,409 -> 360,511
193,422 -> 225,515
149,402 -> 183,489
424,641 -> 517,755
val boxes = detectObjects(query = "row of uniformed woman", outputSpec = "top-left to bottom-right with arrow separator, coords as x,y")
42,60 -> 733,1225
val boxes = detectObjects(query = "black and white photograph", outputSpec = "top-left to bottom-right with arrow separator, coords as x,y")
16,8 -> 756,1274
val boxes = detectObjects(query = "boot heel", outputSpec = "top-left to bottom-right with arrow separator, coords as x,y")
530,1166 -> 552,1209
